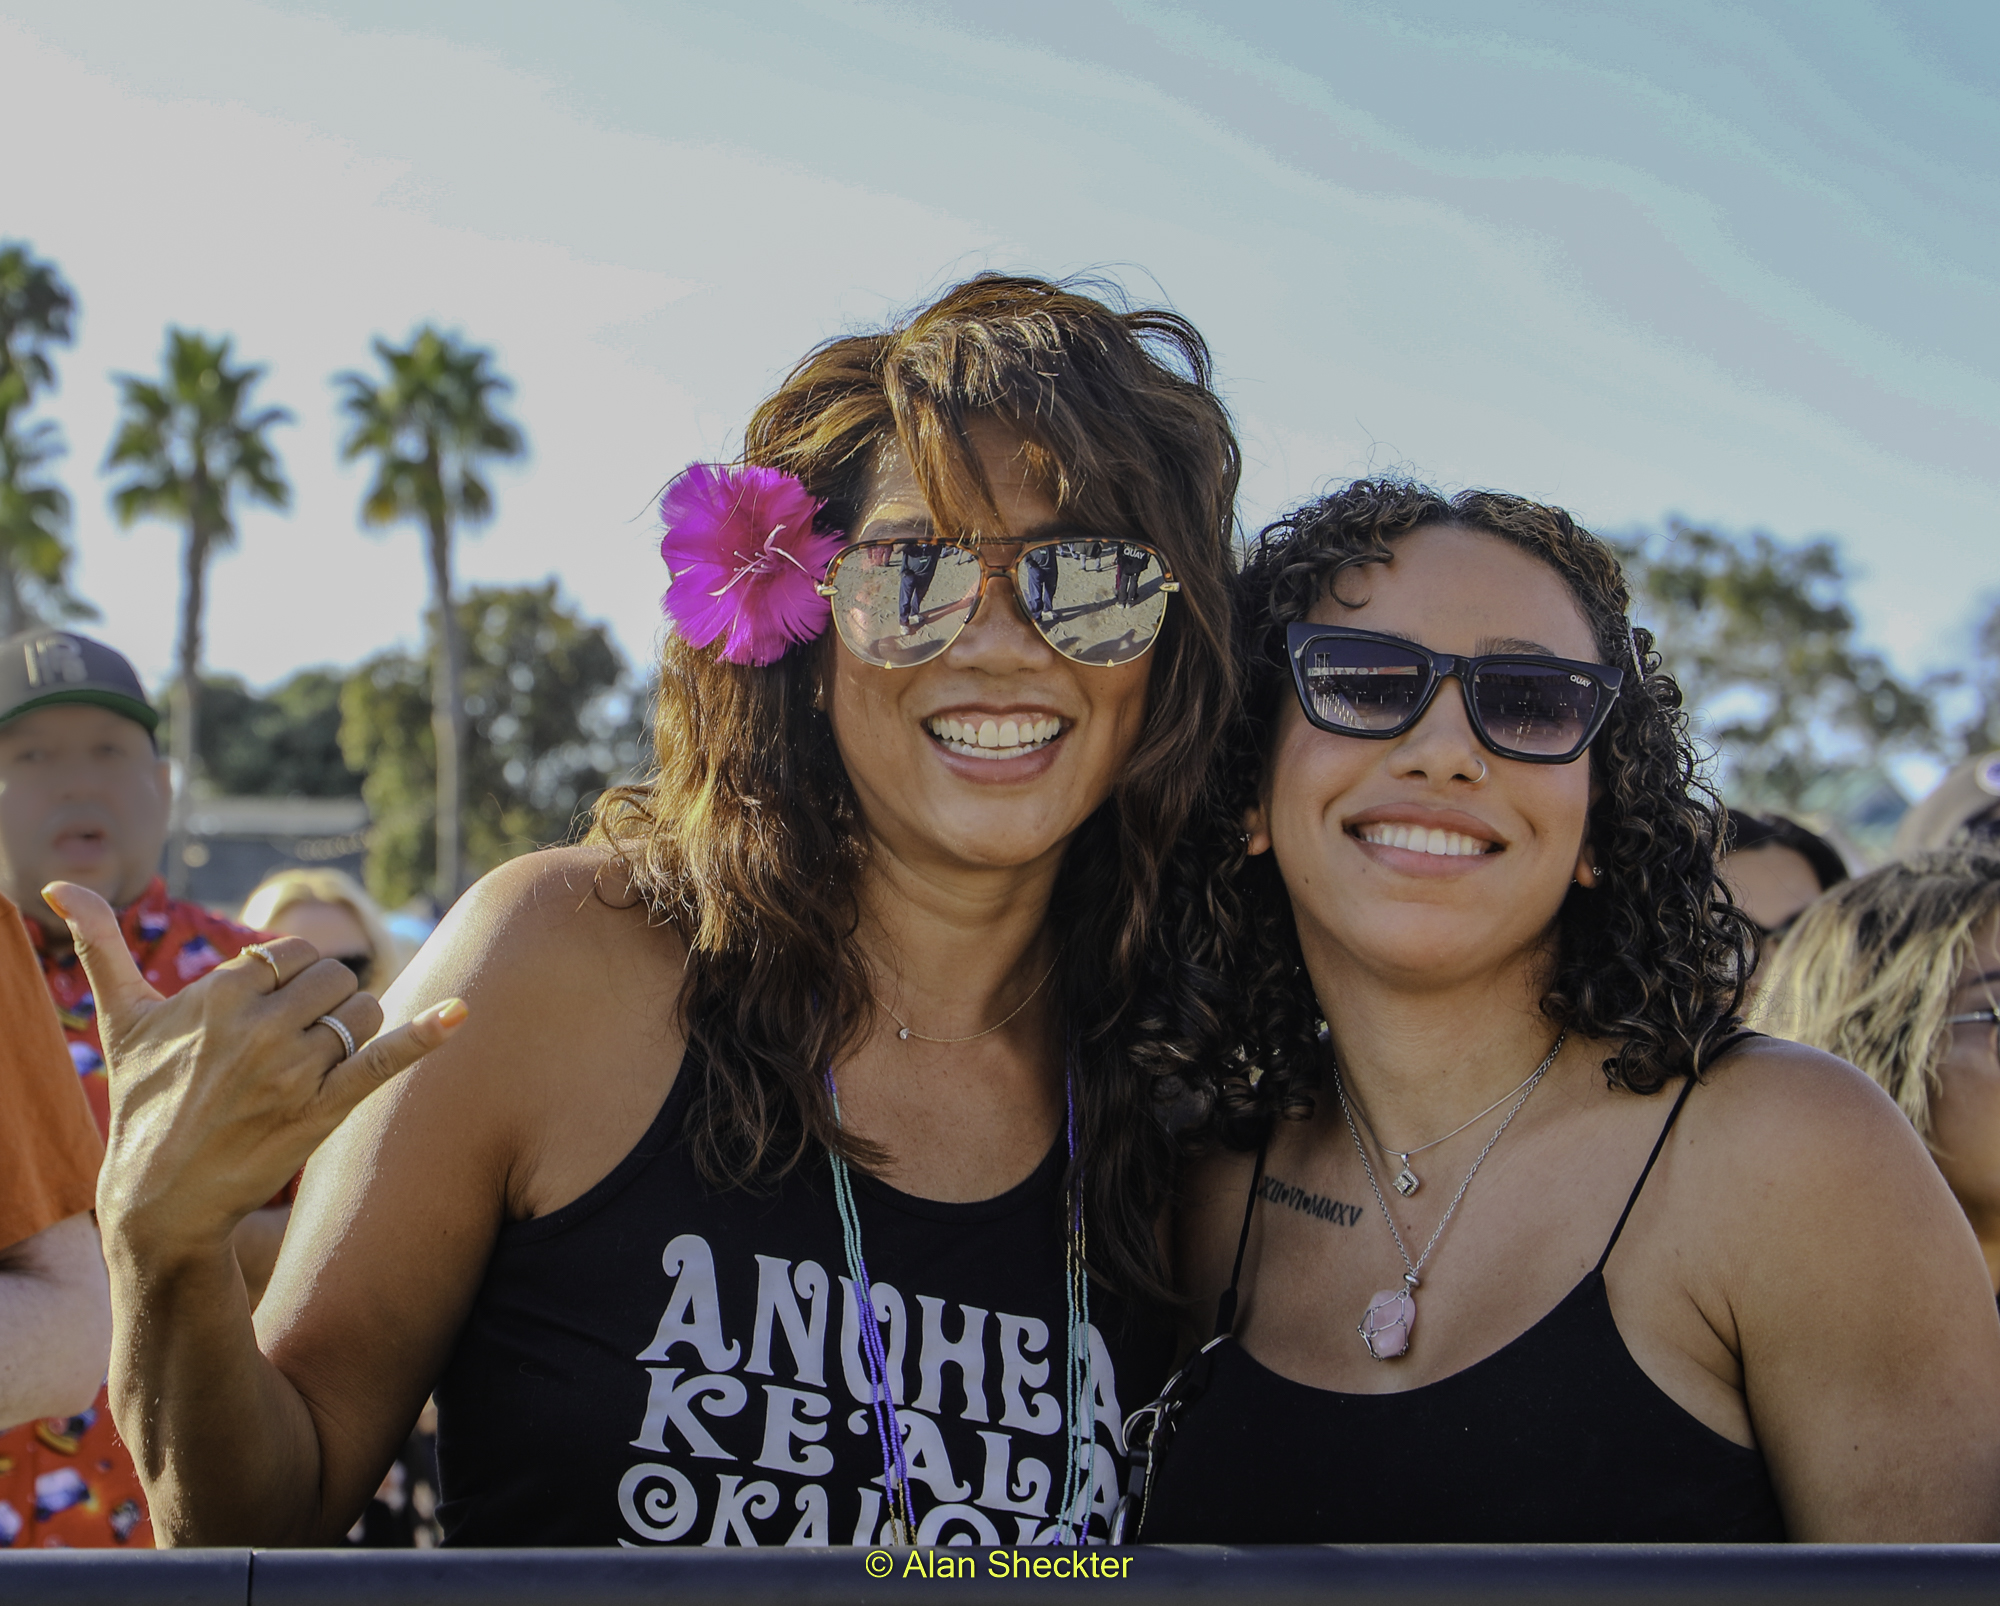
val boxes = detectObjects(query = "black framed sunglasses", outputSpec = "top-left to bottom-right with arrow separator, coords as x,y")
1285,623 -> 1624,765
816,537 -> 1177,669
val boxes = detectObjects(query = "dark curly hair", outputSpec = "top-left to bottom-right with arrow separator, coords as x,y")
1146,478 -> 1755,1147
591,274 -> 1241,1297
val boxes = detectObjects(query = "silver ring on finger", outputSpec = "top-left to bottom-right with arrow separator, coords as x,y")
243,943 -> 284,986
313,1013 -> 358,1061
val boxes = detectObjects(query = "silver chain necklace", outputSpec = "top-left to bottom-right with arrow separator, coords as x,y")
874,948 -> 1061,1044
1343,1056 -> 1549,1197
1335,1030 -> 1564,1361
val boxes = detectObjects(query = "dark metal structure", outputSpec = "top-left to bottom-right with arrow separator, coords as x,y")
3,1546 -> 1999,1606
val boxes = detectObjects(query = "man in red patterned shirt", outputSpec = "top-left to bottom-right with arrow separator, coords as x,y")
0,628 -> 282,1548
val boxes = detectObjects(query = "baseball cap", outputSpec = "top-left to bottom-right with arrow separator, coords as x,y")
0,628 -> 160,735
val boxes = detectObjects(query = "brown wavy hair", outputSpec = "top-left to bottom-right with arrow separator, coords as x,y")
590,274 -> 1241,1294
1150,479 -> 1754,1146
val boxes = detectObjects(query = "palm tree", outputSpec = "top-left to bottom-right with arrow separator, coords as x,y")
0,243 -> 89,635
0,243 -> 75,408
106,330 -> 291,894
0,412 -> 89,637
336,326 -> 524,907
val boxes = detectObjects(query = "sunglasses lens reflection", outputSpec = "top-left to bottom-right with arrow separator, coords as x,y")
1471,663 -> 1603,758
1023,542 -> 1171,666
1300,640 -> 1430,731
828,539 -> 1171,667
829,542 -> 984,667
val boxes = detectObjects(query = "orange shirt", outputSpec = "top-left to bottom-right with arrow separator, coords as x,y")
1,878 -> 265,1550
0,891 -> 101,1252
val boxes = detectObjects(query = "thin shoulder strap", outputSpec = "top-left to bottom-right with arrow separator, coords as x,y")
1594,1028 -> 1761,1272
1212,1135 -> 1271,1339
1595,1074 -> 1699,1272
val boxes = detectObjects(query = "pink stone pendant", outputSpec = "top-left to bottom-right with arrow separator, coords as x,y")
1358,1286 -> 1416,1360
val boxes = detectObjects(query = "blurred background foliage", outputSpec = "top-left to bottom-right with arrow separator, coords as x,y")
338,581 -> 647,908
1612,524 -> 1944,812
157,669 -> 358,798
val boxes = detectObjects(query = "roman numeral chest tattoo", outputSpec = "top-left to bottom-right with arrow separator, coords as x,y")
1259,1172 -> 1366,1229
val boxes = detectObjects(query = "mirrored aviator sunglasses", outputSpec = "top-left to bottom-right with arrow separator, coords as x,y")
817,537 -> 1178,669
1285,623 -> 1623,764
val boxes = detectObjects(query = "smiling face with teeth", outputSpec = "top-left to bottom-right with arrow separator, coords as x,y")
824,418 -> 1154,881
1248,525 -> 1604,992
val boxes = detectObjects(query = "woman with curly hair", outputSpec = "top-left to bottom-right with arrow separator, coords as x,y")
1127,481 -> 2000,1543
51,275 -> 1240,1548
1756,849 -> 2000,1294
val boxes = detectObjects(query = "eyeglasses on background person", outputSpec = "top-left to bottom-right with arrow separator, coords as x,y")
817,536 -> 1177,669
238,867 -> 407,994
1283,623 -> 1623,764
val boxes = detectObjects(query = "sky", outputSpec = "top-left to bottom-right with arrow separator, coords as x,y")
2,0 -> 1996,727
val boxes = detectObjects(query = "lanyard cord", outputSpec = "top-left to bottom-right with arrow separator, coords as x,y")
824,1047 -> 1093,1546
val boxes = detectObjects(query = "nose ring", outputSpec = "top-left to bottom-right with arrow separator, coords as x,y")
1470,759 -> 1489,784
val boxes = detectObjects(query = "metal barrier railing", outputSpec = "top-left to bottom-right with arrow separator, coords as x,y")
4,1545 -> 2000,1606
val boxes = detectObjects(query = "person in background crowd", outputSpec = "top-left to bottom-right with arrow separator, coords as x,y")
1137,481 -> 2000,1544
897,540 -> 939,633
1893,752 -> 2000,857
1113,542 -> 1148,608
1718,812 -> 1848,998
62,275 -> 1242,1548
241,868 -> 407,996
0,889 -> 114,1548
1755,850 -> 2000,1297
1023,539 -> 1060,621
0,627 -> 291,1550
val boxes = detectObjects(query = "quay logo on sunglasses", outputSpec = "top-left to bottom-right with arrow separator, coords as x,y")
1286,623 -> 1623,764
817,538 -> 1177,669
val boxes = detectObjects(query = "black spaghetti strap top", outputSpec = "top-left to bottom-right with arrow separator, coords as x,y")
1141,1035 -> 1786,1543
432,1042 -> 1173,1547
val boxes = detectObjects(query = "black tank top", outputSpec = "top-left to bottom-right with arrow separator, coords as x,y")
1141,1049 -> 1786,1543
432,1044 -> 1174,1547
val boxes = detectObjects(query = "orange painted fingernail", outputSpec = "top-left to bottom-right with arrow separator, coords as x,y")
434,998 -> 469,1028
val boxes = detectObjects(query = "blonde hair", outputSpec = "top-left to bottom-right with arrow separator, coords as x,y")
239,867 -> 406,992
1753,849 -> 2000,1137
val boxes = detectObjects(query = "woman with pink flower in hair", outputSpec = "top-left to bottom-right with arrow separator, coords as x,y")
63,275 -> 1241,1547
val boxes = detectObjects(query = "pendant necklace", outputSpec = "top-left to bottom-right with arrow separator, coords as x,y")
824,1048 -> 1096,1544
876,947 -> 1062,1044
1344,1056 -> 1549,1198
1335,1030 -> 1564,1362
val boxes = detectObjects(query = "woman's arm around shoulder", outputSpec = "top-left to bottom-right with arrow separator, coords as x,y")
260,844 -> 690,1539
1681,1037 -> 2000,1541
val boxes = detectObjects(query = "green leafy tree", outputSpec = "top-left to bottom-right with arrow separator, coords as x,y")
1613,521 -> 1936,812
0,243 -> 91,634
106,330 -> 292,892
157,669 -> 362,797
1939,596 -> 2000,758
339,582 -> 643,908
336,326 -> 525,907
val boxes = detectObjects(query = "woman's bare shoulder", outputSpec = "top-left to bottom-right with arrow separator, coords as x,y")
1670,1035 -> 1977,1290
1684,1035 -> 1926,1167
382,845 -> 685,1021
